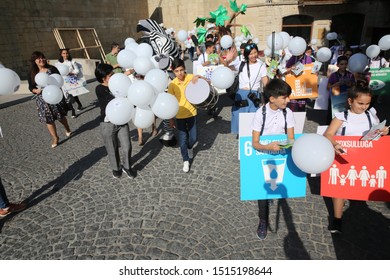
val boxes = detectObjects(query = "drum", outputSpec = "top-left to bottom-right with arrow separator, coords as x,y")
185,78 -> 219,110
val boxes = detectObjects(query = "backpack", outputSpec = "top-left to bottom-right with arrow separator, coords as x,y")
226,61 -> 245,100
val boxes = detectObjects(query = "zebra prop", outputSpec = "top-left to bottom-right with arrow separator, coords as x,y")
137,19 -> 179,146
137,19 -> 180,70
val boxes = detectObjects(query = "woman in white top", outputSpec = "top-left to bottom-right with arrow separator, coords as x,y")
323,80 -> 389,234
58,48 -> 84,114
231,43 -> 269,134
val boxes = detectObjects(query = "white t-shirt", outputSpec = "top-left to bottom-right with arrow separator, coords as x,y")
238,60 -> 267,90
335,107 -> 380,136
58,59 -> 80,76
197,52 -> 209,65
252,103 -> 295,135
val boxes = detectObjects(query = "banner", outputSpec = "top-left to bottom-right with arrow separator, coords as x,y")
240,134 -> 307,201
321,136 -> 390,201
285,63 -> 318,99
369,67 -> 390,96
62,75 -> 90,97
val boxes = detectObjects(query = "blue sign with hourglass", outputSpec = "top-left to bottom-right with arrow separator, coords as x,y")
240,134 -> 307,200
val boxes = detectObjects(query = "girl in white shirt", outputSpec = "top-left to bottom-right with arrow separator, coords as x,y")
58,49 -> 84,114
231,43 -> 268,135
324,80 -> 389,234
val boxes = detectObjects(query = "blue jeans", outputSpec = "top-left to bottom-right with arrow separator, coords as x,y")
176,116 -> 197,161
231,89 -> 260,134
100,122 -> 132,171
0,177 -> 10,209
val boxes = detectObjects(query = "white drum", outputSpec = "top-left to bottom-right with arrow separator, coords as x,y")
185,78 -> 218,110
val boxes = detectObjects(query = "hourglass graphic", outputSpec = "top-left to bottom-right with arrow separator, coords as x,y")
261,159 -> 287,191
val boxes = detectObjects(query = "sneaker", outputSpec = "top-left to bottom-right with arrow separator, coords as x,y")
112,169 -> 122,179
188,148 -> 193,160
0,203 -> 26,218
183,161 -> 190,173
329,218 -> 342,234
256,220 -> 267,240
77,106 -> 83,111
71,114 -> 77,118
122,166 -> 136,179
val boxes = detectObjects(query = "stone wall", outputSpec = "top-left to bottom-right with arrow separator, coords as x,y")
0,0 -> 148,79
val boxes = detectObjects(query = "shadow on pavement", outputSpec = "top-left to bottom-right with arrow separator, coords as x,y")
307,174 -> 390,259
0,146 -> 107,233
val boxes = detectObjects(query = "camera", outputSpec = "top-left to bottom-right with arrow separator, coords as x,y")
247,91 -> 261,108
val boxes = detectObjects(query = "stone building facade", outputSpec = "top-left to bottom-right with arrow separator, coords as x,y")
0,0 -> 389,79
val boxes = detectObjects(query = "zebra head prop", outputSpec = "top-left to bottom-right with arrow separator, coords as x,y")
137,19 -> 179,70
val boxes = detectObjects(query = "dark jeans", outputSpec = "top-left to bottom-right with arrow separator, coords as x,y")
176,116 -> 197,161
258,199 -> 269,222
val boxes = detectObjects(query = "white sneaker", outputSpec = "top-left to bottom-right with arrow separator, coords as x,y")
188,148 -> 193,159
183,161 -> 190,173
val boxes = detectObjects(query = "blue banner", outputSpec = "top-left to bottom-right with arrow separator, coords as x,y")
240,134 -> 307,200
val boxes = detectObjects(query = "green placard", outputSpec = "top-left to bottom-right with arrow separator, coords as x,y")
369,68 -> 390,95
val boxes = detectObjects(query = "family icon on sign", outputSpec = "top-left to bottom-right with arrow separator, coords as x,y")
328,164 -> 387,188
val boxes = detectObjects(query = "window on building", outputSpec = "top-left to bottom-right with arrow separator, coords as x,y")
282,15 -> 314,43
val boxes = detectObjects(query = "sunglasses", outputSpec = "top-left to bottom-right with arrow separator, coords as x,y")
245,43 -> 257,50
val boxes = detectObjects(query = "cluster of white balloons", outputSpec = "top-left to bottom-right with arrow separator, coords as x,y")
105,38 -> 180,127
234,34 -> 260,50
0,65 -> 21,96
35,70 -> 66,104
292,134 -> 335,174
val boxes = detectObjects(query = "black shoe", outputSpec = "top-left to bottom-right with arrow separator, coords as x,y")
329,218 -> 342,234
256,220 -> 267,240
112,169 -> 122,179
77,106 -> 83,111
122,166 -> 136,179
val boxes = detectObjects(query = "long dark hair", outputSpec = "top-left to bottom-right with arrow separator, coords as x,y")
30,51 -> 50,82
58,48 -> 73,63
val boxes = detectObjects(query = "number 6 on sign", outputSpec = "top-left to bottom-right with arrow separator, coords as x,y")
244,141 -> 253,156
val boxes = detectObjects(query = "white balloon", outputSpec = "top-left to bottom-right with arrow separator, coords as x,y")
266,33 -> 283,51
378,34 -> 390,51
108,73 -> 132,97
35,72 -> 49,87
150,54 -> 171,70
365,44 -> 381,59
264,48 -> 271,57
0,64 -> 4,68
55,63 -> 70,76
220,35 -> 233,49
0,68 -> 21,95
310,39 -> 318,45
177,30 -> 188,42
279,31 -> 290,49
326,32 -> 337,40
127,80 -> 155,107
133,56 -> 154,76
253,38 -> 259,44
133,107 -> 155,129
125,42 -> 139,52
292,134 -> 335,174
210,66 -> 235,89
152,92 -> 179,119
137,43 -> 154,57
316,47 -> 332,62
348,53 -> 369,73
124,37 -> 136,46
117,49 -> 137,69
105,97 -> 134,125
288,36 -> 307,56
48,73 -> 64,87
42,85 -> 63,104
144,68 -> 168,92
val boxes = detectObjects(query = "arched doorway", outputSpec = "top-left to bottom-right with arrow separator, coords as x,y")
331,13 -> 365,46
